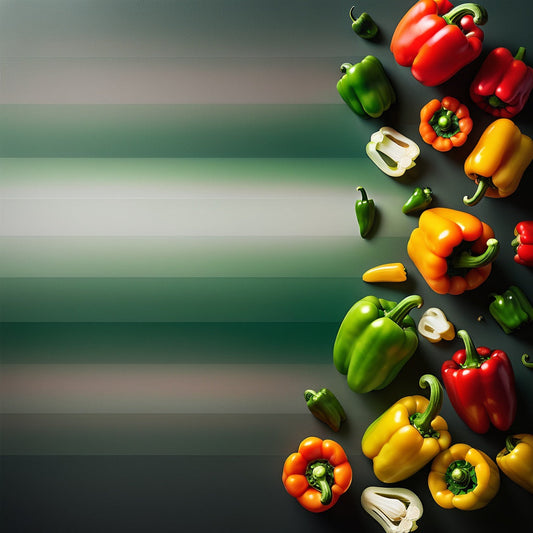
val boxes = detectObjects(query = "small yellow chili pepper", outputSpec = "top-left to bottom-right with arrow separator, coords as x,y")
496,434 -> 533,493
463,118 -> 533,206
362,263 -> 407,283
428,443 -> 500,510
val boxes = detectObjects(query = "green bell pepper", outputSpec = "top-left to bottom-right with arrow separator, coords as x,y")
304,388 -> 347,432
337,56 -> 396,118
402,187 -> 433,214
350,7 -> 379,40
489,285 -> 533,334
355,186 -> 375,238
333,294 -> 423,393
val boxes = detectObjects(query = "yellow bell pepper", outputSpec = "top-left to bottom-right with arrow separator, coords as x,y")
496,434 -> 533,494
463,118 -> 533,206
361,374 -> 451,484
428,443 -> 500,510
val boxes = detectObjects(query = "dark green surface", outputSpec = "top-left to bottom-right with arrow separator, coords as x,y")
1,0 -> 533,532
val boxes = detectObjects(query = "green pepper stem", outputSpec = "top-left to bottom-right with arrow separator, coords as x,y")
438,110 -> 453,132
357,186 -> 368,202
384,294 -> 423,325
457,330 -> 483,368
515,47 -> 526,62
451,467 -> 469,484
505,435 -> 520,454
340,63 -> 352,73
304,389 -> 317,402
522,354 -> 533,368
312,465 -> 332,505
442,3 -> 488,26
463,177 -> 492,206
410,374 -> 443,436
349,5 -> 357,22
452,238 -> 499,269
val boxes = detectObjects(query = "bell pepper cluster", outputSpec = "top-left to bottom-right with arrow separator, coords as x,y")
282,1 -> 533,522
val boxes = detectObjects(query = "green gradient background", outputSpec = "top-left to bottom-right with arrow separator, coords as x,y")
1,1 -> 533,532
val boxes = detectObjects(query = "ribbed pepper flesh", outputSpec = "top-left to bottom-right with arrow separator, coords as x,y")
463,118 -> 533,205
496,434 -> 533,493
362,374 -> 451,483
407,207 -> 498,295
390,0 -> 487,86
337,56 -> 396,118
428,443 -> 500,510
470,47 -> 533,118
333,295 -> 422,393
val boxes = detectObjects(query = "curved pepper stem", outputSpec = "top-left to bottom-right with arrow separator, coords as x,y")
410,374 -> 443,437
463,177 -> 493,205
457,329 -> 483,368
505,435 -> 520,454
452,238 -> 499,269
442,3 -> 488,26
384,294 -> 423,325
306,462 -> 333,505
522,354 -> 533,368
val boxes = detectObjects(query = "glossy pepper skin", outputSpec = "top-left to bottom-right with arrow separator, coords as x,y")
337,56 -> 396,118
441,330 -> 516,434
350,7 -> 379,40
512,221 -> 533,266
419,96 -> 473,151
402,186 -> 433,214
496,434 -> 533,493
463,118 -> 533,205
304,388 -> 346,432
282,436 -> 352,512
333,295 -> 422,393
407,207 -> 498,295
489,285 -> 533,334
390,0 -> 488,87
428,443 -> 500,510
362,374 -> 451,483
355,187 -> 375,238
470,47 -> 533,118
362,263 -> 407,283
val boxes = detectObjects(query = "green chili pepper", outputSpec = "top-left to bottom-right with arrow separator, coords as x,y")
355,186 -> 375,238
333,294 -> 423,393
489,285 -> 533,334
304,388 -> 347,432
337,56 -> 396,118
402,187 -> 433,214
350,6 -> 379,40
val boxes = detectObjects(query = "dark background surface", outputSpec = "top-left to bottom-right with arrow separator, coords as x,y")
1,1 -> 532,532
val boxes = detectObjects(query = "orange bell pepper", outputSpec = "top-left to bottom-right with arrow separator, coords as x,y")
419,96 -> 473,152
407,208 -> 498,295
282,436 -> 352,512
463,118 -> 533,205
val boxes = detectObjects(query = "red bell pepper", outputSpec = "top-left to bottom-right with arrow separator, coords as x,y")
470,47 -> 533,118
441,330 -> 516,434
390,0 -> 488,87
512,221 -> 533,266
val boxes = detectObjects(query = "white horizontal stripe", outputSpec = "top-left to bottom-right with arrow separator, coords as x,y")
0,364 -> 339,414
0,58 -> 341,105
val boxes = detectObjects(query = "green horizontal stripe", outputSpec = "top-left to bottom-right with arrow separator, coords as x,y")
0,322 -> 338,364
0,104 -> 374,158
0,277 -> 417,323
